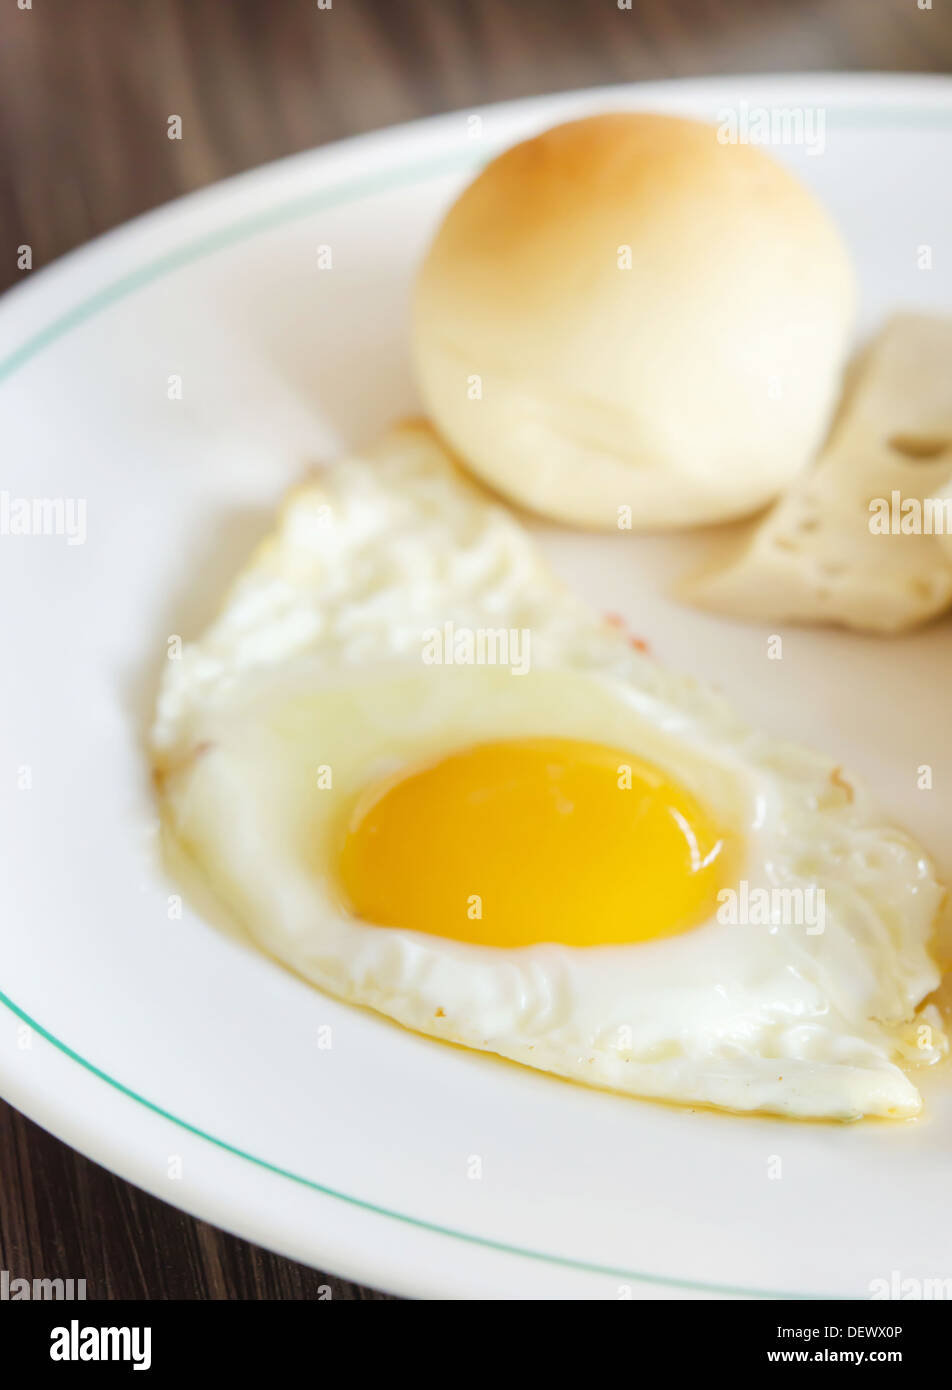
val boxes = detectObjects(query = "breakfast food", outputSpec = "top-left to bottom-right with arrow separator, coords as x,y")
152,422 -> 945,1122
684,315 -> 952,632
413,112 -> 855,530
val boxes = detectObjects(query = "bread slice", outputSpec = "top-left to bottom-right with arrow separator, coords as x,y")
683,315 -> 952,633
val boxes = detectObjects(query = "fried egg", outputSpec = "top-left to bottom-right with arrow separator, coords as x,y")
152,423 -> 946,1121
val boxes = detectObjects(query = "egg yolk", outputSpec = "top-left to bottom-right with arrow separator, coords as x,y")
337,737 -> 729,948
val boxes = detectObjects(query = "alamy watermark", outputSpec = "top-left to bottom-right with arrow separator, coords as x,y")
869,1271 -> 952,1300
422,621 -> 531,675
50,1320 -> 151,1371
1,1268 -> 87,1300
869,491 -> 952,535
0,491 -> 86,545
717,882 -> 825,934
716,101 -> 826,156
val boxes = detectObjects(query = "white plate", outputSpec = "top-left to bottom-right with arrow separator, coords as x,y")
2,74 -> 951,1301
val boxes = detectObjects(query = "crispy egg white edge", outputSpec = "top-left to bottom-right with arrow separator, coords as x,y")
151,423 -> 947,1121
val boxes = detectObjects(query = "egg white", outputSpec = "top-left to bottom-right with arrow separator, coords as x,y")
153,423 -> 946,1121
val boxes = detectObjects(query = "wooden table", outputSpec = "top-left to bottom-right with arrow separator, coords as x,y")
1,0 -> 949,1301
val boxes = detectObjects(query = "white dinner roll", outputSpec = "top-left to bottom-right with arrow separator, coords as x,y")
413,112 -> 855,530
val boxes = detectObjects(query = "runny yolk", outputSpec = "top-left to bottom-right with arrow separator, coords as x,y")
336,736 -> 729,948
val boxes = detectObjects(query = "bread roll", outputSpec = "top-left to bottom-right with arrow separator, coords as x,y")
413,113 -> 855,530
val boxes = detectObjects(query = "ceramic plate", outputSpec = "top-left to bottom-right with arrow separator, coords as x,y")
2,73 -> 951,1300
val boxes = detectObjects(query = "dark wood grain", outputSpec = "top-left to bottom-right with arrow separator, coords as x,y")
0,1106 -> 394,1299
0,0 -> 949,1302
2,0 -> 951,298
